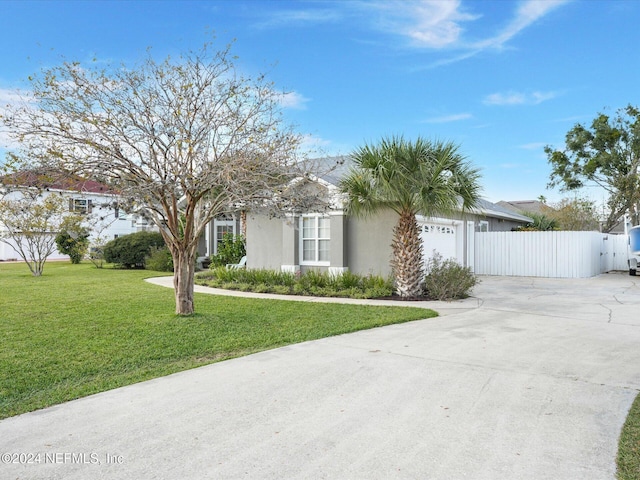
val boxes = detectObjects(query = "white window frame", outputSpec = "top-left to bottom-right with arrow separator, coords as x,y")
299,214 -> 330,266
69,198 -> 92,215
478,220 -> 489,232
213,216 -> 236,255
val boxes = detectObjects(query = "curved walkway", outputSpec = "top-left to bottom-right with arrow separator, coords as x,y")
146,275 -> 481,316
1,273 -> 639,479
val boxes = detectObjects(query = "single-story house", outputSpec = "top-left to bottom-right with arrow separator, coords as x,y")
241,157 -> 532,277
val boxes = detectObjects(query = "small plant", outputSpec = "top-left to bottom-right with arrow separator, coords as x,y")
145,246 -> 174,272
423,252 -> 478,300
195,268 -> 394,299
210,234 -> 246,267
88,245 -> 106,268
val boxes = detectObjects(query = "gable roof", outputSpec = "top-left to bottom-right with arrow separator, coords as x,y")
309,156 -> 532,223
475,198 -> 532,223
497,200 -> 550,215
0,170 -> 118,195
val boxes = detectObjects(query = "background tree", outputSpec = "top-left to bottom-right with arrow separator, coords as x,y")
548,197 -> 601,231
339,136 -> 481,298
513,212 -> 559,231
55,215 -> 90,264
0,192 -> 65,276
546,105 -> 640,232
3,41 -> 312,314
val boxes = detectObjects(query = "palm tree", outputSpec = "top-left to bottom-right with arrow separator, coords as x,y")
339,136 -> 481,298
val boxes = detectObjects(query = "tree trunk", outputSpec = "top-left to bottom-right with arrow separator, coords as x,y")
390,211 -> 424,298
173,249 -> 195,315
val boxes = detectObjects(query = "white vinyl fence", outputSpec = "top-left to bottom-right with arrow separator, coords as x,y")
474,231 -> 630,278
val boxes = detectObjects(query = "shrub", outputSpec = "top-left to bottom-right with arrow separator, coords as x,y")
423,252 -> 478,300
145,246 -> 174,272
103,231 -> 165,268
194,268 -> 393,299
55,215 -> 90,264
513,212 -> 559,231
210,234 -> 246,267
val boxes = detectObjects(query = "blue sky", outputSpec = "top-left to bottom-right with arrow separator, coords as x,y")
1,0 -> 639,205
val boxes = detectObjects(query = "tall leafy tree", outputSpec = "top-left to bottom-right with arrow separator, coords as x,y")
339,136 -> 481,298
2,42 -> 312,315
548,197 -> 601,231
546,105 -> 640,232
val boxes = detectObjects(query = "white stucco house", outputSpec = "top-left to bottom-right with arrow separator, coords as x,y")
0,171 -> 144,261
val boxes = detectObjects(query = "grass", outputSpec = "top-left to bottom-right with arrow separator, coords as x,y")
618,393 -> 640,479
0,262 -> 434,420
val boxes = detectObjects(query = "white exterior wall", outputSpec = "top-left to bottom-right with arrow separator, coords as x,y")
0,188 -> 139,261
474,231 -> 630,278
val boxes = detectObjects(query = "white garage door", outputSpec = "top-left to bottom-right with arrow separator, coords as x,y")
419,222 -> 458,264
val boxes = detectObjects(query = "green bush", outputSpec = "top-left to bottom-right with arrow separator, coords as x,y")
513,212 -> 559,231
103,231 -> 165,268
55,216 -> 90,264
423,253 -> 478,300
145,247 -> 174,272
210,234 -> 246,267
195,268 -> 393,299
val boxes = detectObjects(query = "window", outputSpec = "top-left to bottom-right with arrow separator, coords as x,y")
477,221 -> 489,232
301,215 -> 330,264
213,216 -> 236,254
114,204 -> 127,220
69,198 -> 92,214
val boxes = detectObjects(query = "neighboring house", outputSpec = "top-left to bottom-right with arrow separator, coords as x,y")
243,158 -> 532,277
0,171 -> 142,261
497,199 -> 550,216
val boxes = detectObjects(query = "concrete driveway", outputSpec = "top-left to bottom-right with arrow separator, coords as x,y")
1,273 -> 639,479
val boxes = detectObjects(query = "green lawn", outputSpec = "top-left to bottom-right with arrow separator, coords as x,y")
0,262 -> 434,419
618,393 -> 640,480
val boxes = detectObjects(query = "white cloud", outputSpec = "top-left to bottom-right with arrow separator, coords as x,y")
405,0 -> 570,69
278,91 -> 310,110
365,0 -> 569,52
0,88 -> 27,105
483,90 -> 559,106
473,0 -> 570,50
0,87 -> 33,150
423,112 -> 472,123
365,0 -> 479,48
484,92 -> 526,106
298,134 -> 353,157
254,8 -> 343,28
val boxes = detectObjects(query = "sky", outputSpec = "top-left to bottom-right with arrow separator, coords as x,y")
1,0 -> 639,205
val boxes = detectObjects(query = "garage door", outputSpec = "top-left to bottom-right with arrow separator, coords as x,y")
419,222 -> 458,263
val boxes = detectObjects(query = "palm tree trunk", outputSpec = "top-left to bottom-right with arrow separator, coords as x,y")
390,211 -> 424,298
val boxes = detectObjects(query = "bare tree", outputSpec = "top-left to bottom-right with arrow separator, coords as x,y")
0,190 -> 65,276
3,42 -> 312,314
